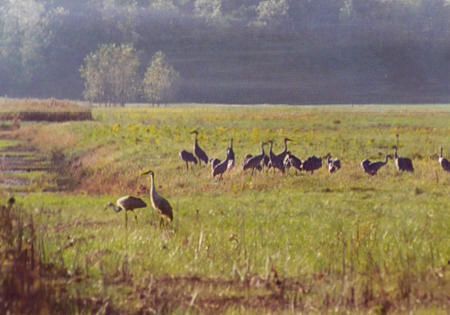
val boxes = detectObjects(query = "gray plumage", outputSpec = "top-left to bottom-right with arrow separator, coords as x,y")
439,146 -> 450,172
394,146 -> 414,173
210,158 -> 221,171
302,155 -> 322,174
179,150 -> 198,170
227,138 -> 235,170
326,153 -> 341,173
284,152 -> 302,173
191,130 -> 209,165
361,155 -> 389,176
268,140 -> 285,173
105,195 -> 147,226
141,170 -> 173,226
243,142 -> 267,175
213,148 -> 231,179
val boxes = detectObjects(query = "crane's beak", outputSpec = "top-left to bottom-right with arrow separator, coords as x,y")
140,169 -> 153,176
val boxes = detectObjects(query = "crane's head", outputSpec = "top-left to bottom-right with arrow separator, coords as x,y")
190,130 -> 199,135
104,202 -> 118,212
284,138 -> 293,143
140,169 -> 154,177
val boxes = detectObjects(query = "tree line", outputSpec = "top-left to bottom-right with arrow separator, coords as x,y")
1,0 -> 449,104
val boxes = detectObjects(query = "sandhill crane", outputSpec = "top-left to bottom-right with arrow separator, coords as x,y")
213,148 -> 232,180
227,138 -> 235,170
179,150 -> 197,170
284,152 -> 302,173
439,146 -> 450,172
243,142 -> 267,175
191,130 -> 209,166
210,158 -> 221,171
394,146 -> 414,173
276,138 -> 293,163
105,196 -> 147,228
141,170 -> 173,227
326,153 -> 341,173
302,155 -> 322,174
268,140 -> 286,173
361,155 -> 390,176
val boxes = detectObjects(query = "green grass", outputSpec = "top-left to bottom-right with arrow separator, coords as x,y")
1,104 -> 449,313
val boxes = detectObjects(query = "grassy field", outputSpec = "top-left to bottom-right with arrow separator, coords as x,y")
1,104 -> 449,314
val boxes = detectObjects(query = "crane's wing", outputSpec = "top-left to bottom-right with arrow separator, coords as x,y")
119,196 -> 147,210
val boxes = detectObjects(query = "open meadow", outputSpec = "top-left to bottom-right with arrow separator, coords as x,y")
1,103 -> 449,314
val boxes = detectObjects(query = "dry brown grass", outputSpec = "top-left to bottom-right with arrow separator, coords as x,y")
0,98 -> 92,122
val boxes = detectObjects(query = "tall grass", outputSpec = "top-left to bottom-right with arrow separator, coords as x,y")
3,104 -> 450,313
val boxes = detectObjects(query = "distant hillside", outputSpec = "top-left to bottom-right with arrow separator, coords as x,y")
1,0 -> 449,104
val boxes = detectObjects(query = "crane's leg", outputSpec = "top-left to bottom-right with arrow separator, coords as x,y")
186,161 -> 189,170
125,211 -> 128,229
134,212 -> 138,224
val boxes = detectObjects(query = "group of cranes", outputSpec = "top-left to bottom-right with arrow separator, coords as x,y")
105,132 -> 448,229
180,131 -> 449,177
180,133 -> 341,177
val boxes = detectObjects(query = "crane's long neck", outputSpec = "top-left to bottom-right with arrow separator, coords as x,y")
384,155 -> 389,164
269,141 -> 273,154
440,147 -> 443,158
261,143 -> 265,155
394,148 -> 398,159
283,140 -> 289,152
150,173 -> 158,201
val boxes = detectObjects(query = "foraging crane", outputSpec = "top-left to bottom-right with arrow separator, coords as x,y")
393,146 -> 414,173
243,142 -> 267,175
191,130 -> 209,166
439,146 -> 450,172
141,170 -> 173,227
105,196 -> 147,227
361,155 -> 389,176
179,150 -> 197,170
213,148 -> 232,180
326,153 -> 341,173
302,155 -> 322,174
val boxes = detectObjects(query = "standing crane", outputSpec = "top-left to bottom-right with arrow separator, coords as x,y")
284,152 -> 302,174
140,170 -> 173,227
439,146 -> 450,172
104,196 -> 147,228
243,142 -> 267,175
227,138 -> 235,170
302,155 -> 322,174
179,150 -> 198,170
213,148 -> 232,180
191,130 -> 209,166
276,138 -> 293,163
361,155 -> 390,176
268,140 -> 285,173
393,146 -> 414,172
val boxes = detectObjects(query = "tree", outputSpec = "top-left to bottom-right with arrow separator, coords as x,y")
143,51 -> 180,107
253,0 -> 289,27
80,43 -> 140,107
